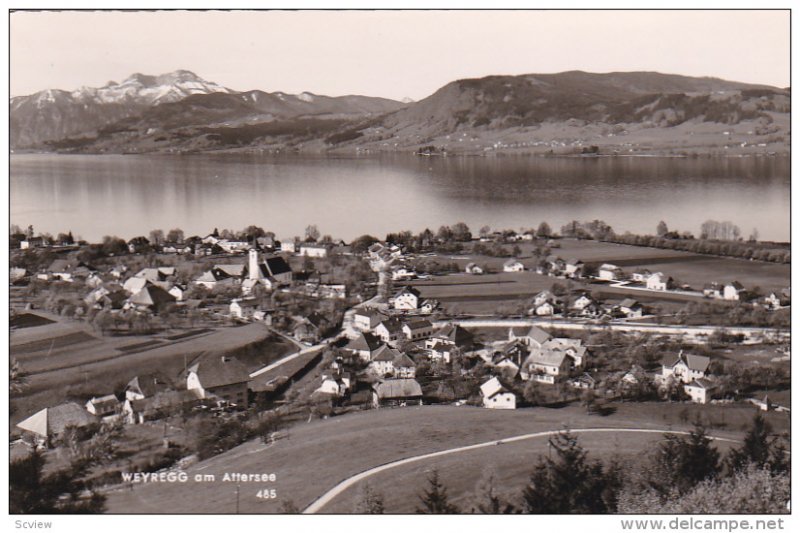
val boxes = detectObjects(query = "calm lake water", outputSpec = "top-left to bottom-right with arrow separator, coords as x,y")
10,153 -> 790,243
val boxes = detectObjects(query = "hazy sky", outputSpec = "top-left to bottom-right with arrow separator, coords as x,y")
10,10 -> 790,100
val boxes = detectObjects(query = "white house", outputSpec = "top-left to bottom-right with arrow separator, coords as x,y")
375,318 -> 405,345
503,259 -> 524,273
521,350 -> 570,383
168,286 -> 185,302
564,259 -> 584,278
402,319 -> 434,341
703,283 -> 723,299
392,267 -> 417,281
85,394 -> 120,417
617,298 -> 643,318
571,294 -> 595,311
631,269 -> 652,283
684,379 -> 716,404
280,241 -> 297,253
343,332 -> 384,362
723,281 -> 746,301
598,263 -> 623,281
353,308 -> 386,331
659,351 -> 711,384
299,243 -> 329,258
465,263 -> 484,275
646,272 -> 673,291
229,298 -> 261,320
508,325 -> 551,348
393,286 -> 421,310
533,301 -> 556,316
480,377 -> 516,409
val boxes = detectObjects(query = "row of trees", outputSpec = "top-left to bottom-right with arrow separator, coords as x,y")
350,415 -> 789,514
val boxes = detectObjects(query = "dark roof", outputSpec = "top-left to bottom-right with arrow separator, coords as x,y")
404,319 -> 433,331
394,285 -> 421,298
728,281 -> 745,291
47,259 -> 73,272
433,324 -> 474,346
126,373 -> 174,398
129,285 -> 176,308
345,332 -> 383,352
373,345 -> 401,362
518,325 -> 551,345
662,352 -> 711,373
619,298 -> 640,308
378,317 -> 405,334
188,354 -> 251,389
263,255 -> 292,276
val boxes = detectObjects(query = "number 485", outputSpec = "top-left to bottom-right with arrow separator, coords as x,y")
256,489 -> 277,499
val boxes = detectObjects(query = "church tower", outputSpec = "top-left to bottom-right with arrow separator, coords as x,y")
248,248 -> 261,280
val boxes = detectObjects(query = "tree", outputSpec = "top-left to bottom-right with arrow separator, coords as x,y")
417,469 -> 459,513
522,431 -> 610,513
469,468 -> 515,513
452,222 -> 472,242
536,222 -> 552,238
305,224 -> 320,242
9,449 -> 106,513
354,482 -> 385,514
10,357 -> 28,395
726,413 -> 786,474
351,234 -> 379,254
656,220 -> 669,237
643,423 -> 720,497
479,225 -> 491,238
748,228 -> 760,242
149,229 -> 165,245
166,228 -> 184,243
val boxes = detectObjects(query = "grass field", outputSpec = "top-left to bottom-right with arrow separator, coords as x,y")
102,402 -> 769,514
10,323 -> 279,426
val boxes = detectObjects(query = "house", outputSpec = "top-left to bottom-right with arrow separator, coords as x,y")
128,284 -> 176,312
763,291 -> 790,310
540,255 -> 566,276
631,269 -> 652,283
480,377 -> 516,409
393,286 -> 421,310
302,243 -> 331,258
135,267 -> 176,282
617,298 -> 643,318
251,252 -> 293,286
10,267 -> 28,283
521,350 -> 571,383
353,308 -> 387,331
508,325 -> 551,348
168,285 -> 185,302
598,263 -> 623,281
499,340 -> 528,367
533,290 -> 557,308
313,375 -> 348,398
391,266 -> 416,281
372,379 -> 423,407
294,313 -> 327,344
371,346 -> 416,378
542,338 -> 587,368
492,351 -> 521,378
684,379 -> 716,404
571,293 -> 595,311
622,365 -> 646,385
375,317 -> 405,345
402,319 -> 434,341
280,241 -> 297,253
229,298 -> 262,320
428,324 -> 474,350
186,354 -> 250,408
85,394 -> 120,418
125,373 -> 174,401
419,299 -> 439,315
659,351 -> 711,384
344,332 -> 384,362
723,281 -> 746,301
465,263 -> 484,275
427,341 -> 457,364
123,276 -> 149,294
503,259 -> 524,273
646,272 -> 673,291
16,403 -> 97,445
194,269 -> 235,290
532,300 -> 557,316
703,283 -> 723,299
214,264 -> 247,279
564,258 -> 584,278
123,389 -> 203,424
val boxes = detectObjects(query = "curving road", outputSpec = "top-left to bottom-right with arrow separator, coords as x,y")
302,427 -> 740,514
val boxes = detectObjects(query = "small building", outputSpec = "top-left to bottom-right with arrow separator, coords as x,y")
568,373 -> 597,390
127,284 -> 176,312
631,269 -> 652,283
480,377 -> 516,409
571,293 -> 595,311
372,379 -> 423,407
391,267 -> 417,281
598,263 -> 623,281
125,373 -> 174,401
353,308 -> 387,331
402,319 -> 434,341
375,317 -> 405,345
85,394 -> 120,417
521,350 -> 571,383
186,354 -> 250,408
723,281 -> 746,301
428,324 -> 474,351
503,259 -> 524,273
299,243 -> 329,258
564,258 -> 584,278
508,325 -> 551,348
660,351 -> 711,384
617,298 -> 643,319
465,263 -> 484,275
16,403 -> 97,445
703,283 -> 723,299
684,378 -> 716,404
393,286 -> 421,311
343,332 -> 384,362
123,389 -> 203,424
230,298 -> 262,320
280,241 -> 297,254
646,272 -> 674,291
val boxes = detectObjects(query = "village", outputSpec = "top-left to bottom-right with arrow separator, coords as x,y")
8,221 -> 791,509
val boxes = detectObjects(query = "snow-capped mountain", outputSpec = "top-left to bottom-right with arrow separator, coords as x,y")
10,70 -> 233,148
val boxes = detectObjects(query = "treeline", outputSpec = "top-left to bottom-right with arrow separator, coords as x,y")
348,414 -> 789,514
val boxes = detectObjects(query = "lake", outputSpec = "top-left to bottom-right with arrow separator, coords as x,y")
10,153 -> 790,243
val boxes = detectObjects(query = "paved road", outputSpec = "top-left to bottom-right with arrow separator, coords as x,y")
302,427 -> 740,514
